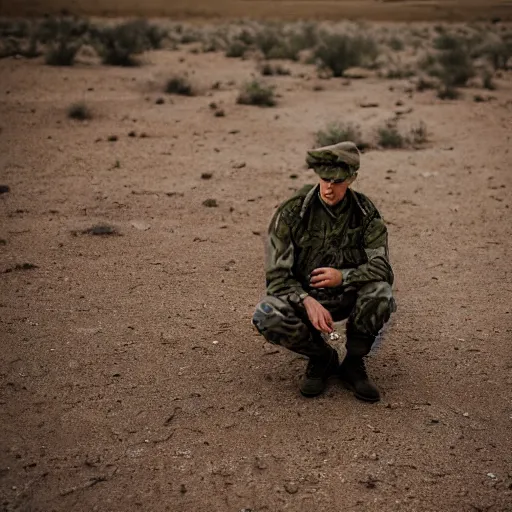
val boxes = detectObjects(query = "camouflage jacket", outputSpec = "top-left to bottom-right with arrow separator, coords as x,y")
265,184 -> 394,298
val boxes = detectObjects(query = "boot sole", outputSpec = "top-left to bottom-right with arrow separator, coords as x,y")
340,380 -> 380,403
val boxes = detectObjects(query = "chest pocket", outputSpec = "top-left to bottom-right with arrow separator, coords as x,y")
340,227 -> 366,267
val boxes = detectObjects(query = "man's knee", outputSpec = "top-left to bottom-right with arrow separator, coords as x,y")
252,295 -> 309,345
349,281 -> 396,338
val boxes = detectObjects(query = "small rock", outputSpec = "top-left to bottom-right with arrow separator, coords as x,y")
0,185 -> 10,194
155,98 -> 165,105
203,199 -> 218,207
201,172 -> 213,180
107,135 -> 118,142
232,162 -> 246,169
131,221 -> 151,231
180,483 -> 187,493
214,109 -> 225,117
360,102 -> 379,108
284,481 -> 299,494
463,412 -> 469,417
128,131 -> 137,137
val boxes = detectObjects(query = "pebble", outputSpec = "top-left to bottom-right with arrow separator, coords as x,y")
284,481 -> 299,494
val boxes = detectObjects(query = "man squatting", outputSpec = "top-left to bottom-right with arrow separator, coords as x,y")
252,141 -> 396,402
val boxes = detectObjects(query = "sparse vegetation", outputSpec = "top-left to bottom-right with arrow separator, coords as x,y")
409,121 -> 428,146
481,70 -> 496,90
314,122 -> 368,150
437,85 -> 460,100
226,40 -> 247,58
165,76 -> 195,96
416,76 -> 437,91
313,32 -> 379,77
45,40 -> 81,66
94,20 -> 166,66
260,62 -> 290,76
67,102 -> 92,120
237,80 -> 276,107
377,120 -> 405,149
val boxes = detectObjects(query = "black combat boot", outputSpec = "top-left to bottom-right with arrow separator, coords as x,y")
300,348 -> 339,398
339,356 -> 380,402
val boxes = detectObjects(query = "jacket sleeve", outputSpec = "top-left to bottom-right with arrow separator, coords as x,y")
340,213 -> 394,286
265,205 -> 307,298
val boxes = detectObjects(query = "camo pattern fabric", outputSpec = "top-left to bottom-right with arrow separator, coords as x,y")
265,184 -> 394,299
252,281 -> 395,358
306,141 -> 361,181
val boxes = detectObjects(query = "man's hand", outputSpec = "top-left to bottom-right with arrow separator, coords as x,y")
303,296 -> 333,334
310,267 -> 342,288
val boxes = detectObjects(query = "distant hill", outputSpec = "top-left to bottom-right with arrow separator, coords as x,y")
1,0 -> 510,22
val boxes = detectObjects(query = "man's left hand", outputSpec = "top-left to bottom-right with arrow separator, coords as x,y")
310,267 -> 342,288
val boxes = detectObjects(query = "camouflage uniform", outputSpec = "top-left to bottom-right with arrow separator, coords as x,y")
253,142 -> 396,362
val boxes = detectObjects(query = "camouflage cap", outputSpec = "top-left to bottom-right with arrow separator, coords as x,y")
306,141 -> 360,180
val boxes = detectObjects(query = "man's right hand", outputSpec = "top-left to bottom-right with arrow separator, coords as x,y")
303,296 -> 333,334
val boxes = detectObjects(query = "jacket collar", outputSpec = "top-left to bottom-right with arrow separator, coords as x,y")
299,185 -> 368,219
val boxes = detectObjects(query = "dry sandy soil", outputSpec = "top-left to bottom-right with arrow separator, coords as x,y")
1,20 -> 512,512
2,0 -> 512,22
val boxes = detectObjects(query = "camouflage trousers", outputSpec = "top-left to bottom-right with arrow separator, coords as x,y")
252,281 -> 395,359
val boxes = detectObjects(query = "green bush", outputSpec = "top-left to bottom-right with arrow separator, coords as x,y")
437,85 -> 460,100
478,34 -> 512,71
237,80 -> 276,107
260,62 -> 290,76
377,121 -> 405,149
68,102 -> 92,120
226,40 -> 247,58
165,76 -> 195,96
314,122 -> 368,150
95,20 -> 166,66
313,32 -> 379,77
409,121 -> 428,145
45,40 -> 81,66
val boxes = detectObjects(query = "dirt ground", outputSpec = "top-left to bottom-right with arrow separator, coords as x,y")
1,21 -> 512,512
2,0 -> 512,22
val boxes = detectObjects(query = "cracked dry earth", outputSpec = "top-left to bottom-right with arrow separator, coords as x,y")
1,40 -> 512,512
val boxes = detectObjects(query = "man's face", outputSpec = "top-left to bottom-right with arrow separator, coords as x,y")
319,177 -> 352,206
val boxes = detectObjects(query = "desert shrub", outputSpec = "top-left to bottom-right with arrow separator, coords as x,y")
433,31 -> 463,51
437,85 -> 460,100
481,69 -> 496,90
36,16 -> 90,44
260,62 -> 290,76
384,65 -> 416,79
68,102 -> 92,120
165,76 -> 195,96
313,32 -> 379,77
94,20 -> 166,66
377,120 -> 405,149
226,40 -> 247,58
254,27 -> 283,58
0,19 -> 30,38
409,121 -> 428,145
437,47 -> 475,86
45,39 -> 81,65
388,36 -> 404,51
478,33 -> 512,70
314,122 -> 368,150
422,45 -> 475,88
0,35 -> 41,59
416,76 -> 437,91
237,80 -> 276,107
